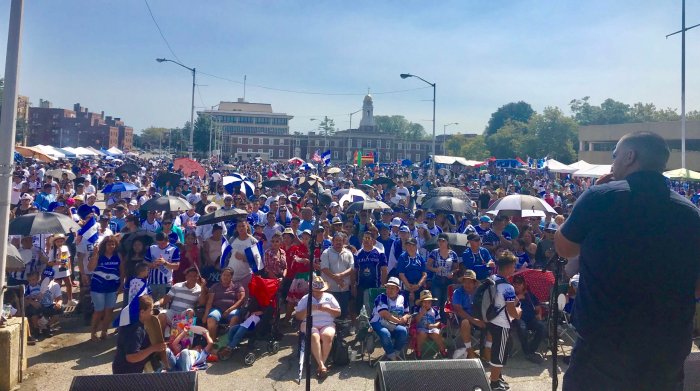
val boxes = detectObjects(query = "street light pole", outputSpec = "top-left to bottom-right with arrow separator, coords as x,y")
400,73 -> 436,176
156,58 -> 196,159
442,122 -> 459,154
348,109 -> 361,163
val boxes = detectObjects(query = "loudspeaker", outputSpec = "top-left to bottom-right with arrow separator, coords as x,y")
375,359 -> 490,391
685,352 -> 700,391
70,372 -> 198,391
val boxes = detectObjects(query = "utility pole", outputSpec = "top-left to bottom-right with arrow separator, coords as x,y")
667,0 -> 699,169
0,0 -> 24,322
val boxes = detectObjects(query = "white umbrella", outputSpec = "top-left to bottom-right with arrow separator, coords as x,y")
487,194 -> 557,217
572,165 -> 612,178
45,168 -> 76,180
339,189 -> 369,209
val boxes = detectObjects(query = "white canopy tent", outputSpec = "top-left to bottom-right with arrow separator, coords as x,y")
74,147 -> 99,156
107,146 -> 123,155
567,160 -> 595,172
32,145 -> 65,159
572,164 -> 612,178
543,159 -> 577,174
433,155 -> 483,167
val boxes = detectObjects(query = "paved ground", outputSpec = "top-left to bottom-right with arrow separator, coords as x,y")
18,305 -> 569,391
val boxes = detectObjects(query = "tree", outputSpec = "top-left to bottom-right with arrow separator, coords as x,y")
136,127 -> 169,150
485,120 -> 530,158
525,107 -> 578,163
570,97 -> 686,125
193,115 -> 211,154
459,135 -> 490,160
374,115 -> 426,140
318,116 -> 336,137
484,101 -> 534,136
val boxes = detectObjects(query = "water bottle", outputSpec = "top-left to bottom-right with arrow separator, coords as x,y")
2,304 -> 11,318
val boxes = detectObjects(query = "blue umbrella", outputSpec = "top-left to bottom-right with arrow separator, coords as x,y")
102,182 -> 139,193
223,174 -> 255,197
13,151 -> 24,163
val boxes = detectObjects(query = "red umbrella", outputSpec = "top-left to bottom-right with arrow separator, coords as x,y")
288,157 -> 305,166
173,158 -> 205,178
509,268 -> 555,302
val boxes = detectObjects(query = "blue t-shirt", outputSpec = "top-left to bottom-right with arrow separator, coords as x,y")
354,248 -> 388,289
91,254 -> 122,293
427,249 -> 459,278
482,230 -> 511,248
520,291 -> 540,323
396,252 -> 426,285
451,286 -> 474,318
461,247 -> 493,280
514,251 -> 529,269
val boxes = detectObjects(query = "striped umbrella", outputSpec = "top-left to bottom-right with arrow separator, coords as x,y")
223,174 -> 256,197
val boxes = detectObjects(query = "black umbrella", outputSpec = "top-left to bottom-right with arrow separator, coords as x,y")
6,243 -> 25,270
117,163 -> 140,176
155,172 -> 183,188
346,199 -> 391,213
357,184 -> 374,193
297,174 -> 323,190
421,196 -> 474,214
140,196 -> 193,212
424,186 -> 470,203
196,208 -> 248,226
262,176 -> 291,188
371,177 -> 395,187
423,233 -> 470,252
9,212 -> 81,236
119,230 -> 156,254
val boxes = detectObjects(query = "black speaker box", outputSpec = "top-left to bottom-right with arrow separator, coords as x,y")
70,371 -> 198,391
375,359 -> 491,391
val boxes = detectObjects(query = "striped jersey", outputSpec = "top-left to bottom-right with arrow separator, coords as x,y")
145,244 -> 180,285
167,282 -> 202,314
9,246 -> 44,281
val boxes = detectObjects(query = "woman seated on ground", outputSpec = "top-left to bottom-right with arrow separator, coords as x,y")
112,295 -> 168,374
204,267 -> 246,341
412,290 -> 448,359
295,275 -> 341,379
369,277 -> 411,361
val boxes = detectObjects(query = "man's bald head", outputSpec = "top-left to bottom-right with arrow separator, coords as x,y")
613,132 -> 669,178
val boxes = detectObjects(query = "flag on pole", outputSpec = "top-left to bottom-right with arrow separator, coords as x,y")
312,150 -> 322,163
220,237 -> 232,269
357,149 -> 362,166
321,150 -> 331,166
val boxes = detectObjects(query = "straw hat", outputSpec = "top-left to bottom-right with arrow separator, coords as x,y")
311,275 -> 329,292
384,276 -> 401,289
416,290 -> 438,305
459,270 -> 478,282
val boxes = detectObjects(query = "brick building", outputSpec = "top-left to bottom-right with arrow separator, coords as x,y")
27,102 -> 133,150
199,95 -> 440,163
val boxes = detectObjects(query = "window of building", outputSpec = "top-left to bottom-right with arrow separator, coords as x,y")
278,149 -> 284,158
248,148 -> 253,152
366,139 -> 372,147
333,151 -> 339,159
269,149 -> 274,156
284,139 -> 290,145
397,142 -> 402,150
273,139 -> 279,146
386,152 -> 391,160
237,137 -> 242,144
237,147 -> 242,152
263,138 -> 269,145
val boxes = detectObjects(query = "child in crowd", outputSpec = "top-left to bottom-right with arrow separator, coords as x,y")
412,290 -> 447,359
36,268 -> 64,338
218,297 -> 264,357
124,262 -> 150,304
168,308 -> 216,371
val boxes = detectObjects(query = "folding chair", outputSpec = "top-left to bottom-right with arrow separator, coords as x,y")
441,284 -> 461,352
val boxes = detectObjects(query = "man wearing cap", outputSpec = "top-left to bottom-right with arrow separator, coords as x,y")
424,213 -> 442,237
534,222 -> 558,269
387,225 -> 409,278
15,193 -> 35,217
35,183 -> 55,212
475,215 -> 493,238
110,205 -> 128,233
320,233 -> 354,320
369,277 -> 410,361
396,237 -> 427,304
389,217 -> 402,240
451,270 -> 485,359
85,193 -> 101,216
462,233 -> 494,281
330,216 -> 343,236
483,215 -> 512,254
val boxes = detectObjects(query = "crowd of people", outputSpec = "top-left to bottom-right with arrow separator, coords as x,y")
4,133 -> 700,390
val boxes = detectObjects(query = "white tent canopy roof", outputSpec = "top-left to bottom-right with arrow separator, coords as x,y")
107,146 -> 123,155
433,155 -> 483,167
74,147 -> 99,156
544,159 -> 577,174
567,160 -> 595,171
32,145 -> 65,158
572,164 -> 612,178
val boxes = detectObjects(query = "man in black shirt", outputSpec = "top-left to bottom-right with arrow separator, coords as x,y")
555,132 -> 700,391
112,295 -> 167,374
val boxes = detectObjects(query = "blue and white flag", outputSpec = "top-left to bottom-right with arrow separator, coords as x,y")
220,237 -> 232,269
78,216 -> 99,247
321,150 -> 331,167
244,241 -> 264,273
114,278 -> 148,327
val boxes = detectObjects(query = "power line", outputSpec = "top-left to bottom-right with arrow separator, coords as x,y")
143,0 -> 181,63
198,70 -> 431,96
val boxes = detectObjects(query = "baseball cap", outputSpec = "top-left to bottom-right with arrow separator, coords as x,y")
544,222 -> 559,232
329,202 -> 339,208
425,212 -> 436,219
479,215 -> 493,223
406,237 -> 418,245
129,199 -> 138,206
301,229 -> 312,236
399,226 -> 410,233
20,193 -> 33,201
390,217 -> 402,227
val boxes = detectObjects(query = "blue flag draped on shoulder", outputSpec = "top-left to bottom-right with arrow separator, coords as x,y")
114,278 -> 148,327
78,216 -> 99,247
245,240 -> 264,273
321,150 -> 331,167
220,237 -> 232,269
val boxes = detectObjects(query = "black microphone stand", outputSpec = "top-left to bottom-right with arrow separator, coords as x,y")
545,255 -> 567,391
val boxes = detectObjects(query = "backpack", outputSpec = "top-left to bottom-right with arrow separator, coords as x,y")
473,277 -> 509,322
331,336 -> 351,366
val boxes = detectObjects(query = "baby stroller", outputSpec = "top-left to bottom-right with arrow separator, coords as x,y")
217,275 -> 282,366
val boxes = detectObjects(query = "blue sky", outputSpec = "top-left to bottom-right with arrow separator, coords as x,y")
0,1 -> 698,135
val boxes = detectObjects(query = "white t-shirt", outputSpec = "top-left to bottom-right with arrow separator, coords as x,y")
295,292 -> 340,328
489,275 -> 517,329
226,236 -> 258,281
